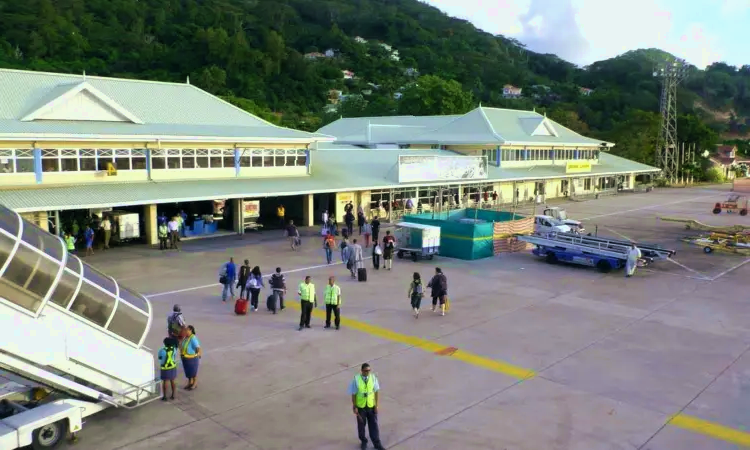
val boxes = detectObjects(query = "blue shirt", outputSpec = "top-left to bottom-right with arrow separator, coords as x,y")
224,262 -> 237,280
157,347 -> 178,367
84,228 -> 94,242
181,335 -> 201,356
347,375 -> 380,395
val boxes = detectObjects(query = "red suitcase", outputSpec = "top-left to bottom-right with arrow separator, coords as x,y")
235,298 -> 249,315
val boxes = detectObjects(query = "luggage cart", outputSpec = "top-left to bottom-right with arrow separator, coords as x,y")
394,222 -> 441,262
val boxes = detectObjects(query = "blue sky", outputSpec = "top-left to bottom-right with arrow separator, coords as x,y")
423,0 -> 749,69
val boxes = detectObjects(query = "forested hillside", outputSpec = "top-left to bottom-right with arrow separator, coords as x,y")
0,0 -> 747,171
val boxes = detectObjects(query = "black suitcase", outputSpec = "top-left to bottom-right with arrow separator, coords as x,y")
357,267 -> 367,282
266,293 -> 278,313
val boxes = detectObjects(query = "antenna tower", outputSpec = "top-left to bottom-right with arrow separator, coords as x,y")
653,58 -> 689,183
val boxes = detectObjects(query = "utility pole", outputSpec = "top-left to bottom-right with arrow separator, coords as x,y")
653,59 -> 689,184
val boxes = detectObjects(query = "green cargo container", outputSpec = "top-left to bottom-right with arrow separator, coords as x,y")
402,209 -> 524,260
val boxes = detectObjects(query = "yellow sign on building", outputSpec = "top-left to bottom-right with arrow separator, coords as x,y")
566,161 -> 592,174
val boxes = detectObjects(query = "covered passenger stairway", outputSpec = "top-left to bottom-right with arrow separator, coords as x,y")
0,204 -> 160,413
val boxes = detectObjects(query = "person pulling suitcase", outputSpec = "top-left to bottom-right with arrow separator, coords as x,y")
268,267 -> 286,314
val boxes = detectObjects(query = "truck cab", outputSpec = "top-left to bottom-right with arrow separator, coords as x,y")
534,215 -> 572,235
542,207 -> 585,233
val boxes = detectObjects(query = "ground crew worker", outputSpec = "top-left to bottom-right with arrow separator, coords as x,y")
158,337 -> 178,401
298,275 -> 316,331
158,222 -> 169,250
349,363 -> 385,450
277,204 -> 285,228
64,232 -> 76,254
324,276 -> 342,330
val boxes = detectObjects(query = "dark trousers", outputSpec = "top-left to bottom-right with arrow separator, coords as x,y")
159,237 -> 168,250
273,290 -> 285,309
356,407 -> 381,446
373,254 -> 380,269
346,222 -> 353,236
299,300 -> 313,327
170,230 -> 179,249
325,303 -> 340,327
249,288 -> 260,309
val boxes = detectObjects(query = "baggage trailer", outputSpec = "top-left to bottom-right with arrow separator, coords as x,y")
394,222 -> 441,261
0,205 -> 160,449
517,232 -> 675,273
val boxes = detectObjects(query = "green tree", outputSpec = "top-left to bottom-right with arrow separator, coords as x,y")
397,75 -> 474,116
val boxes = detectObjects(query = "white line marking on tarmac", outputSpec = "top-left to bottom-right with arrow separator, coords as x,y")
146,258 -> 371,298
667,258 -> 711,280
581,194 -> 719,221
709,257 -> 750,281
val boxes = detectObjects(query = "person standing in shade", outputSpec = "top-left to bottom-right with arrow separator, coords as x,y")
158,337 -> 178,401
277,204 -> 286,229
64,232 -> 76,254
180,325 -> 201,390
237,259 -> 251,300
428,267 -> 448,316
158,221 -> 169,251
371,216 -> 381,244
100,216 -> 112,250
324,275 -> 342,330
408,272 -> 424,318
247,266 -> 264,311
220,258 -> 236,303
167,216 -> 179,250
298,275 -> 316,331
349,363 -> 385,450
84,225 -> 95,256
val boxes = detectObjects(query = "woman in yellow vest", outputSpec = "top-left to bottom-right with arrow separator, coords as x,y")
158,337 -> 179,401
180,325 -> 202,390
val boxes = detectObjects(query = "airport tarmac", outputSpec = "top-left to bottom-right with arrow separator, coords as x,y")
59,185 -> 750,450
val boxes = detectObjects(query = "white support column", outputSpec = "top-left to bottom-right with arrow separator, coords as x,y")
302,194 -> 314,227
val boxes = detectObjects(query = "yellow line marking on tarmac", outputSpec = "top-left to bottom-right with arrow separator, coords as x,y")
668,414 -> 750,447
286,301 -> 536,380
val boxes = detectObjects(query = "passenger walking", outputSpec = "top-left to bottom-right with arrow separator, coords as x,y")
357,209 -> 365,235
219,258 -> 237,302
382,232 -> 395,271
373,243 -> 382,270
408,272 -> 424,318
349,363 -> 385,450
286,220 -> 300,251
167,216 -> 179,250
324,275 -> 342,329
158,222 -> 169,250
323,232 -> 336,264
362,220 -> 372,248
84,225 -> 94,256
246,266 -> 264,311
340,236 -> 350,263
298,275 -> 316,330
237,259 -> 251,299
269,267 -> 286,312
625,243 -> 642,278
345,210 -> 355,237
180,325 -> 201,390
427,268 -> 448,316
100,216 -> 112,250
348,238 -> 364,279
64,232 -> 76,254
167,304 -> 187,341
371,217 -> 381,244
158,337 -> 178,401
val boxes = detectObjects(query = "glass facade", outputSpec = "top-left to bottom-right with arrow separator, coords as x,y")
0,205 -> 151,347
500,148 -> 599,162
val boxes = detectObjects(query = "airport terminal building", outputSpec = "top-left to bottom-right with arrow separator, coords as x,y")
0,68 -> 659,245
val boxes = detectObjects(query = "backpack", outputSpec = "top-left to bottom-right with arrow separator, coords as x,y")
270,274 -> 285,289
168,313 -> 182,334
414,282 -> 423,296
248,276 -> 261,289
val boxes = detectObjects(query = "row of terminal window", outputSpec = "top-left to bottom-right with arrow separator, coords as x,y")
481,148 -> 600,163
0,214 -> 148,345
0,148 -> 308,173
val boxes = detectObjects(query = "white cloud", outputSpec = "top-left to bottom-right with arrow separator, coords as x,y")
720,0 -> 750,17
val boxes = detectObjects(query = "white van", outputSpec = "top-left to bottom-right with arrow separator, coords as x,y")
534,215 -> 572,235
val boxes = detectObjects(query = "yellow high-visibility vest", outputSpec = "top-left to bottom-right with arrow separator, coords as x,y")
161,347 -> 177,370
354,374 -> 376,408
299,282 -> 315,301
324,284 -> 341,305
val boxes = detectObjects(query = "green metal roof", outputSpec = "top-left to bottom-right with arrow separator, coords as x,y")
0,147 -> 658,212
317,107 -> 612,147
0,69 -> 330,142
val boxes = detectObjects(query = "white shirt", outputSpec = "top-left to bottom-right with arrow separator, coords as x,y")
322,212 -> 329,223
168,220 -> 179,231
101,219 -> 111,231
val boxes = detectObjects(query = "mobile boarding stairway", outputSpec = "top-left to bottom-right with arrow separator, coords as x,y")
0,205 -> 160,449
517,232 -> 676,272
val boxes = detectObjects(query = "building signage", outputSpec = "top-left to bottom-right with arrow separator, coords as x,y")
566,161 -> 592,174
398,155 -> 488,183
243,200 -> 260,218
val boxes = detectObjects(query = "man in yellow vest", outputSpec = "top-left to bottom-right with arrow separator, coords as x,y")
349,363 -> 384,450
298,275 -> 316,331
324,276 -> 342,330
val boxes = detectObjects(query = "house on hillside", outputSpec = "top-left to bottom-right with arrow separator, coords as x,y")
304,52 -> 325,60
342,70 -> 355,80
394,92 -> 403,100
354,36 -> 368,44
390,50 -> 400,62
328,89 -> 343,104
502,85 -> 522,99
324,49 -> 337,58
379,43 -> 393,52
404,68 -> 419,77
710,145 -> 739,180
579,87 -> 594,96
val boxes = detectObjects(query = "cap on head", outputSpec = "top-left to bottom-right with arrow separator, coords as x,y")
173,304 -> 181,312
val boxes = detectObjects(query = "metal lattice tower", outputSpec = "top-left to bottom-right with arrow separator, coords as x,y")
654,59 -> 689,183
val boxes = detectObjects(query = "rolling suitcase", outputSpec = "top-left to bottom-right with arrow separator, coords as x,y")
357,267 -> 367,282
267,293 -> 278,314
235,298 -> 249,315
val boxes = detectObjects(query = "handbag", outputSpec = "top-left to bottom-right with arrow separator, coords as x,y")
444,296 -> 451,312
219,275 -> 227,284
